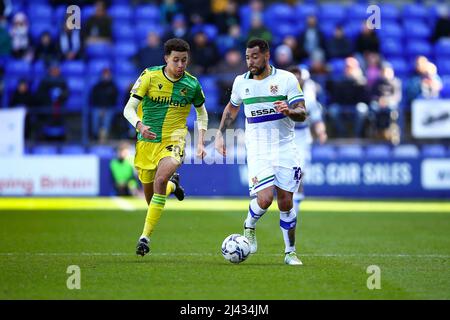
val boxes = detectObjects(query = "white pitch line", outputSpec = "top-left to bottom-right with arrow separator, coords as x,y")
0,252 -> 449,258
111,197 -> 136,211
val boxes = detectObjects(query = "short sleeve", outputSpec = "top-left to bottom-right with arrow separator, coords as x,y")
287,74 -> 304,106
193,81 -> 206,107
230,77 -> 242,107
130,69 -> 151,100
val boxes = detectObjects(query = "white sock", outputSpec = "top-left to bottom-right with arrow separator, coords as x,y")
280,207 -> 297,253
244,198 -> 268,229
293,192 -> 304,214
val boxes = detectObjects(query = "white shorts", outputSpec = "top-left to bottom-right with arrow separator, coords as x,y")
247,145 -> 302,196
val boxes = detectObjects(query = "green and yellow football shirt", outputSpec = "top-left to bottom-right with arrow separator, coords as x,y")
131,65 -> 205,143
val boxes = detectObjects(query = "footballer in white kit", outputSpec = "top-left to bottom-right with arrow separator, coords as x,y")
215,39 -> 307,265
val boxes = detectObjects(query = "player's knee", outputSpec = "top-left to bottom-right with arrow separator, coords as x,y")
257,195 -> 273,209
153,176 -> 168,191
277,195 -> 293,211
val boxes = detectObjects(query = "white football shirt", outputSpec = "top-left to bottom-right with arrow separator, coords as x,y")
230,66 -> 304,157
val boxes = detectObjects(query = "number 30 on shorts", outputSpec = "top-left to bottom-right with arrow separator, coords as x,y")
293,167 -> 302,182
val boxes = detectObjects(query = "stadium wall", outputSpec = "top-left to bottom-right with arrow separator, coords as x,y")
1,155 -> 449,198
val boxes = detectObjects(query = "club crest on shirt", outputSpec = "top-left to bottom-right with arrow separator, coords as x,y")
245,88 -> 250,95
270,84 -> 278,95
180,87 -> 187,96
251,176 -> 259,186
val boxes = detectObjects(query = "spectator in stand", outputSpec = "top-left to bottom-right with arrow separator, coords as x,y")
364,52 -> 382,89
9,78 -> 35,139
273,44 -> 293,70
432,5 -> 450,42
0,15 -> 11,57
84,0 -> 112,44
282,35 -> 302,63
297,15 -> 326,61
355,23 -> 380,55
406,56 -> 443,104
369,63 -> 402,143
59,13 -> 82,61
10,78 -> 34,107
34,31 -> 59,65
221,24 -> 246,53
162,14 -> 189,42
160,0 -> 183,26
110,141 -> 141,196
326,25 -> 353,59
36,62 -> 69,108
35,62 -> 69,141
246,13 -> 272,44
189,31 -> 220,75
327,57 -> 370,138
90,67 -> 118,142
214,48 -> 247,108
9,12 -> 32,60
215,0 -> 240,35
134,31 -> 164,71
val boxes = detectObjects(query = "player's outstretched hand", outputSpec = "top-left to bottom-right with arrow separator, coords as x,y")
274,101 -> 290,116
137,122 -> 157,140
197,143 -> 207,159
215,133 -> 226,156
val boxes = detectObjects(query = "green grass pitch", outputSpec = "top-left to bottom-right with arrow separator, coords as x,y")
0,198 -> 449,300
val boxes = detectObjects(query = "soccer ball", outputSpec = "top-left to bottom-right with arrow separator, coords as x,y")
221,234 -> 251,263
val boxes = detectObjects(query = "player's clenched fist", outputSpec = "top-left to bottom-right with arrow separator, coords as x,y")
137,122 -> 157,140
274,101 -> 290,116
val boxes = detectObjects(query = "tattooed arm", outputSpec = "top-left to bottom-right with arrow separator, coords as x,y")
215,102 -> 240,156
274,100 -> 307,122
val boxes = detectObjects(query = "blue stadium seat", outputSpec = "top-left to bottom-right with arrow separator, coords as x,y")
344,21 -> 366,39
402,4 -> 429,20
66,94 -> 84,111
134,5 -> 160,23
392,144 -> 420,158
337,145 -> 364,159
441,75 -> 450,98
435,39 -> 450,57
114,42 -> 138,58
33,60 -> 46,77
135,23 -> 165,42
422,144 -> 447,158
378,3 -> 399,20
61,60 -> 85,76
366,145 -> 392,158
403,20 -> 431,40
113,23 -> 135,41
312,145 -> 336,160
436,59 -> 450,76
32,145 -> 59,155
6,60 -> 31,77
54,5 -> 67,24
88,59 -> 112,76
239,4 -> 252,33
265,3 -> 295,25
377,21 -> 403,39
60,145 -> 86,155
86,43 -> 114,59
67,76 -> 85,94
81,5 -> 95,21
320,21 -> 337,39
202,24 -> 219,41
108,5 -> 133,22
114,59 -> 138,76
381,38 -> 403,57
27,4 -> 52,21
295,3 -> 318,18
406,40 -> 432,59
347,4 -> 368,20
319,3 -> 346,22
329,58 -> 345,76
270,23 -> 299,39
89,145 -> 116,158
115,75 -> 135,95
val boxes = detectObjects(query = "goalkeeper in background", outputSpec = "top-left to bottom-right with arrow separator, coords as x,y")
123,38 -> 208,256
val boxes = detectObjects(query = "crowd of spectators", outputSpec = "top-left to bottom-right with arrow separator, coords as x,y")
0,0 -> 449,144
